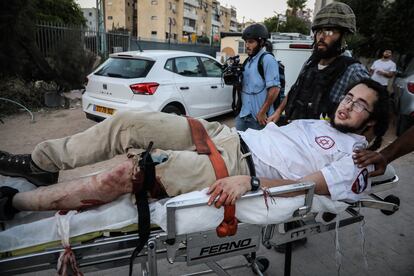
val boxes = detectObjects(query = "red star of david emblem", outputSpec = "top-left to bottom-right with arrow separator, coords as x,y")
352,168 -> 369,194
315,136 -> 335,150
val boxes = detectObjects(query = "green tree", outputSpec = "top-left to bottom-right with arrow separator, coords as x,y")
0,0 -> 87,83
264,0 -> 310,34
263,16 -> 280,32
287,0 -> 307,16
36,0 -> 85,25
340,0 -> 414,61
279,15 -> 310,34
377,0 -> 414,57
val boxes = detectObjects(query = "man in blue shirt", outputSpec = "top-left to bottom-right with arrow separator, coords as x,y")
236,24 -> 281,131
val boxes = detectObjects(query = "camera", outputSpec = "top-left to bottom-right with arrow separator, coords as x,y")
222,55 -> 244,86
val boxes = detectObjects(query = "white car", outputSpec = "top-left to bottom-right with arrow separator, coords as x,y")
82,50 -> 233,121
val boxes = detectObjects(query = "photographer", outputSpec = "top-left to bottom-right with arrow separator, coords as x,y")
236,24 -> 281,131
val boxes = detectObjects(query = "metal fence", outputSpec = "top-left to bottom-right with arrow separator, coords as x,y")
36,22 -> 220,59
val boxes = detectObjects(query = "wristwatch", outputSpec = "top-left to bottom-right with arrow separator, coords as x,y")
250,176 -> 260,191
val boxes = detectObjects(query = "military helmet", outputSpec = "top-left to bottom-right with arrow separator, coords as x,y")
242,23 -> 269,40
312,2 -> 356,34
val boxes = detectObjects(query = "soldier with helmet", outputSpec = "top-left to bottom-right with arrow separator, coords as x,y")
236,23 -> 281,131
268,2 -> 370,123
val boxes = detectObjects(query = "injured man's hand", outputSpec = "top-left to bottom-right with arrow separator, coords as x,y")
207,175 -> 251,208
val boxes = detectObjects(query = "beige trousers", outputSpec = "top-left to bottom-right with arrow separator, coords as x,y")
32,111 -> 250,196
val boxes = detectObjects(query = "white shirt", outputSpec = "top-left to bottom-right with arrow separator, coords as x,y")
370,59 -> 396,86
240,120 -> 373,202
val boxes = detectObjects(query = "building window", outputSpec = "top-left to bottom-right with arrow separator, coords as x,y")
151,0 -> 158,5
166,32 -> 169,39
89,12 -> 92,16
108,16 -> 113,20
238,41 -> 245,54
151,31 -> 157,35
151,16 -> 157,20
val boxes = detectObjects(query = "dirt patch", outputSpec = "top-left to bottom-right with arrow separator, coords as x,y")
0,106 -> 129,182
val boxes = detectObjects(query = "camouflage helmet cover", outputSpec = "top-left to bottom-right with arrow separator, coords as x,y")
312,2 -> 356,33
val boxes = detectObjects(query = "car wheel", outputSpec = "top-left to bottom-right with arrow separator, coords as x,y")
161,105 -> 184,116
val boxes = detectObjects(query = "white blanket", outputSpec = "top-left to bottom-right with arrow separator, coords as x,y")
0,176 -> 347,253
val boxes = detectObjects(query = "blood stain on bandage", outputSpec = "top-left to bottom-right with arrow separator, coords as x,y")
78,199 -> 106,211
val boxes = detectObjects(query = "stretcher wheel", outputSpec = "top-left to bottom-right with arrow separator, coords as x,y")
381,195 -> 400,215
253,256 -> 269,273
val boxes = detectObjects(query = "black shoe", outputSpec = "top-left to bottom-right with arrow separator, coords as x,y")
0,186 -> 20,221
0,151 -> 59,186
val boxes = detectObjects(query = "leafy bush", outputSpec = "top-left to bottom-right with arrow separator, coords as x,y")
49,34 -> 96,91
0,78 -> 46,116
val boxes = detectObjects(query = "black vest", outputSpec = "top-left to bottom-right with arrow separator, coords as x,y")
285,55 -> 358,120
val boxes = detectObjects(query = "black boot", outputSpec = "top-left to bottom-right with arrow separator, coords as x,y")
0,151 -> 59,186
0,186 -> 20,221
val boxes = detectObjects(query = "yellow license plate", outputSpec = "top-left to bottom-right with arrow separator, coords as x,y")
94,105 -> 115,115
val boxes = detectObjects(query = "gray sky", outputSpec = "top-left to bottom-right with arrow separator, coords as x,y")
220,0 -> 316,22
76,0 -> 316,22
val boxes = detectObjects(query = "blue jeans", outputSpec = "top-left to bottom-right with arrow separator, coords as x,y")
235,114 -> 264,131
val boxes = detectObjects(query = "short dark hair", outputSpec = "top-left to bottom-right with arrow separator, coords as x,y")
345,78 -> 390,150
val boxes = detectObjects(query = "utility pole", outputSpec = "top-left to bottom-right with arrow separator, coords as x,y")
168,17 -> 172,44
96,0 -> 107,56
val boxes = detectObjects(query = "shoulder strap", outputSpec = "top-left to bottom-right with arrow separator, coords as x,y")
186,117 -> 237,238
258,52 -> 273,80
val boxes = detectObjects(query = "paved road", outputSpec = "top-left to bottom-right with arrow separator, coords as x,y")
1,107 -> 412,276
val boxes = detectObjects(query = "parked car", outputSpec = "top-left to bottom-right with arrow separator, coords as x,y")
393,58 -> 414,135
82,50 -> 233,121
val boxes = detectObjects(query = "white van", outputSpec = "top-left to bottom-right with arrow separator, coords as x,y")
272,40 -> 313,94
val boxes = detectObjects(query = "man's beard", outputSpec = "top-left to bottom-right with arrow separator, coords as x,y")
330,117 -> 370,134
248,43 -> 262,57
313,37 -> 343,59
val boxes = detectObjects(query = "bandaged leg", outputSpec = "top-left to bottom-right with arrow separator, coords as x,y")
12,160 -> 135,211
32,111 -> 231,172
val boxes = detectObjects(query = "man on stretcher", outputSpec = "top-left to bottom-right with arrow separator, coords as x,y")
0,78 -> 390,221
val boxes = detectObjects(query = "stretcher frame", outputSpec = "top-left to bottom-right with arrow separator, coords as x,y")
262,174 -> 400,276
0,174 -> 400,276
0,182 -> 315,276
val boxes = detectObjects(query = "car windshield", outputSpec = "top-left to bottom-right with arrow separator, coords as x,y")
95,57 -> 154,78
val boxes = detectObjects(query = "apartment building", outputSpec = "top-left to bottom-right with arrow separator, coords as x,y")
102,0 -> 239,43
82,8 -> 98,30
104,0 -> 135,32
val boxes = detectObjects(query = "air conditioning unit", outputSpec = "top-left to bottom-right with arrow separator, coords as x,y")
112,46 -> 123,53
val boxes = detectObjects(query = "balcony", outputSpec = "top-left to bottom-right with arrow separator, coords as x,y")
184,0 -> 199,8
211,16 -> 220,27
184,9 -> 198,20
229,26 -> 238,32
183,25 -> 195,33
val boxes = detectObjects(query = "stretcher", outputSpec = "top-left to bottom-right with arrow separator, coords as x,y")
0,166 -> 399,276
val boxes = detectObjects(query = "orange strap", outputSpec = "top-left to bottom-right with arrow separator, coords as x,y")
187,117 -> 237,237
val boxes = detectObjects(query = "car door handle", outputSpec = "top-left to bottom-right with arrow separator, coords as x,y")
211,85 -> 218,89
180,86 -> 189,90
